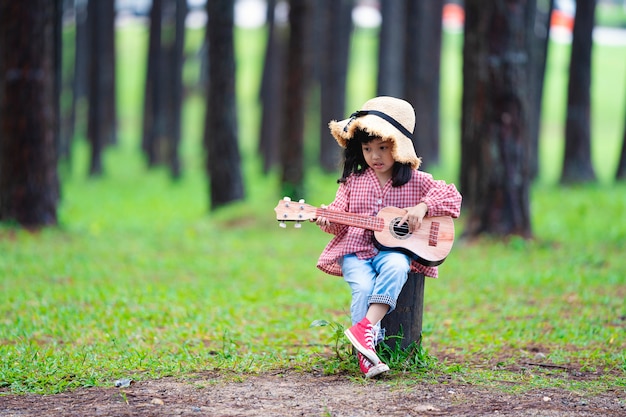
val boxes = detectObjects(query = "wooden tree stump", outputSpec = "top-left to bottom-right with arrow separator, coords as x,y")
381,272 -> 425,350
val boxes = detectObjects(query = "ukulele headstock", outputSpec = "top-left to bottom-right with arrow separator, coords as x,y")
274,197 -> 316,228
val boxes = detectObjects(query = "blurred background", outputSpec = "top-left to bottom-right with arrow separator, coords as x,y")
1,0 -> 626,237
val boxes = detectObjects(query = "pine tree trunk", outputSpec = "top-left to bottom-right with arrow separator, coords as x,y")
616,83 -> 626,180
0,1 -> 60,227
460,0 -> 534,238
279,0 -> 313,198
377,0 -> 406,98
528,0 -> 554,180
403,0 -> 444,169
143,0 -> 163,166
318,0 -> 352,173
381,273 -> 425,350
205,0 -> 244,209
259,0 -> 287,174
87,0 -> 116,176
560,0 -> 597,184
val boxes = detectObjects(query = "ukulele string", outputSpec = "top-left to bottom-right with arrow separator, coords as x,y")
319,208 -> 384,231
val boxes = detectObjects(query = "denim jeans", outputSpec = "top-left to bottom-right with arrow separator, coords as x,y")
340,251 -> 411,326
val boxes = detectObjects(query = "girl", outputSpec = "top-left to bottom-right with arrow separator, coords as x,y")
315,96 -> 462,377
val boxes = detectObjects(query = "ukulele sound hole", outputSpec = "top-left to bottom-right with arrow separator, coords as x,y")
389,217 -> 411,240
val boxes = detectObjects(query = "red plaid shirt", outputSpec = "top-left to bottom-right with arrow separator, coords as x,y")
317,168 -> 462,278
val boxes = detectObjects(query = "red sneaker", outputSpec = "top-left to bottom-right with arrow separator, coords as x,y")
344,318 -> 380,365
358,352 -> 389,378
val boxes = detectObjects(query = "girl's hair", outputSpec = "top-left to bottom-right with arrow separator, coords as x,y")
338,129 -> 413,187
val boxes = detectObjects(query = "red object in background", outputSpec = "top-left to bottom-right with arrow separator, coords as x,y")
551,9 -> 574,31
442,3 -> 574,34
442,3 -> 464,27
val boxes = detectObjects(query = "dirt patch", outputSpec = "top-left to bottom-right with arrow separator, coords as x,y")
1,370 -> 624,417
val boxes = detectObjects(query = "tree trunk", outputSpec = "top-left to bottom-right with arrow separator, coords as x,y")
142,0 -> 163,166
616,69 -> 626,180
377,0 -> 406,98
163,0 -> 186,178
205,0 -> 244,209
86,0 -> 116,176
560,0 -> 597,184
258,0 -> 287,174
460,0 -> 534,238
69,0 -> 89,150
142,0 -> 186,177
0,0 -> 60,227
53,0 -> 65,163
381,272 -> 425,350
319,0 -> 352,172
403,0 -> 444,170
279,0 -> 313,198
528,0 -> 554,180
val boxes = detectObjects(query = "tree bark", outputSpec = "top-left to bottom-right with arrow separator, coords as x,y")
279,0 -> 313,198
560,0 -> 597,184
142,0 -> 163,166
528,0 -> 554,180
381,272 -> 425,350
318,0 -> 353,172
68,0 -> 89,153
403,0 -> 444,170
86,0 -> 117,176
0,1 -> 60,227
164,0 -> 186,178
616,69 -> 626,180
258,0 -> 287,174
460,0 -> 534,238
142,0 -> 186,178
377,0 -> 406,98
205,0 -> 244,209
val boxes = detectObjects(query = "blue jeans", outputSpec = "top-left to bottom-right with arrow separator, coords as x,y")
340,251 -> 411,326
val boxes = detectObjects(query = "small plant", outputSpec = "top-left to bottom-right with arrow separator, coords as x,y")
310,319 -> 350,361
377,332 -> 434,373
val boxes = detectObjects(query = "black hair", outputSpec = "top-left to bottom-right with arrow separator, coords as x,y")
337,129 -> 413,187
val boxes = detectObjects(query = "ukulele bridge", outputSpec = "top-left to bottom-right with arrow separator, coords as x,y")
428,221 -> 440,246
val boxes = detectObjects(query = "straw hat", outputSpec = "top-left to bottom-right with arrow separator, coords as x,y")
328,96 -> 421,169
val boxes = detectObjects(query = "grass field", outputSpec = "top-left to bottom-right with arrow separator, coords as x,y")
1,24 -> 625,395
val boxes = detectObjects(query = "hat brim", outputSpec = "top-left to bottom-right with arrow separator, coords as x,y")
329,116 -> 421,170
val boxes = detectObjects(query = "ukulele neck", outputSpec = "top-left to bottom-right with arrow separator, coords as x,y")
317,208 -> 384,232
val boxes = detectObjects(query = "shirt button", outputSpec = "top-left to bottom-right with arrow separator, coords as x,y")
377,199 -> 382,204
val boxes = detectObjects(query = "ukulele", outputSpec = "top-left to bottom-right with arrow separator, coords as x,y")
274,197 -> 455,267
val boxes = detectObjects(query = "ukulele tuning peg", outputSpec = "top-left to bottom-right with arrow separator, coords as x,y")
279,221 -> 287,228
283,196 -> 291,202
298,199 -> 305,203
294,222 -> 302,229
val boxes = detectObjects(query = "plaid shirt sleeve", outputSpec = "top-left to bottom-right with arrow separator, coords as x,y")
413,171 -> 462,218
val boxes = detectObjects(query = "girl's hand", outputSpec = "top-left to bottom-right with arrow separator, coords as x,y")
400,202 -> 428,233
315,216 -> 330,227
313,204 -> 330,226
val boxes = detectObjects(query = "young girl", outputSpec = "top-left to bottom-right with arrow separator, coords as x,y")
315,96 -> 462,377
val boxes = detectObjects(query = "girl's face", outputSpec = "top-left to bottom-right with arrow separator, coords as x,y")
361,137 -> 395,180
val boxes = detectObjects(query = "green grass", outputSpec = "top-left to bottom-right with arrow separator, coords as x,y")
1,24 -> 625,395
1,146 -> 624,394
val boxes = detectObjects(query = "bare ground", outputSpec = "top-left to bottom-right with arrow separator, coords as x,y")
1,369 -> 624,417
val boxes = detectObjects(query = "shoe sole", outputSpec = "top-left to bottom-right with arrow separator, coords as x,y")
365,363 -> 390,378
344,328 -> 381,365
